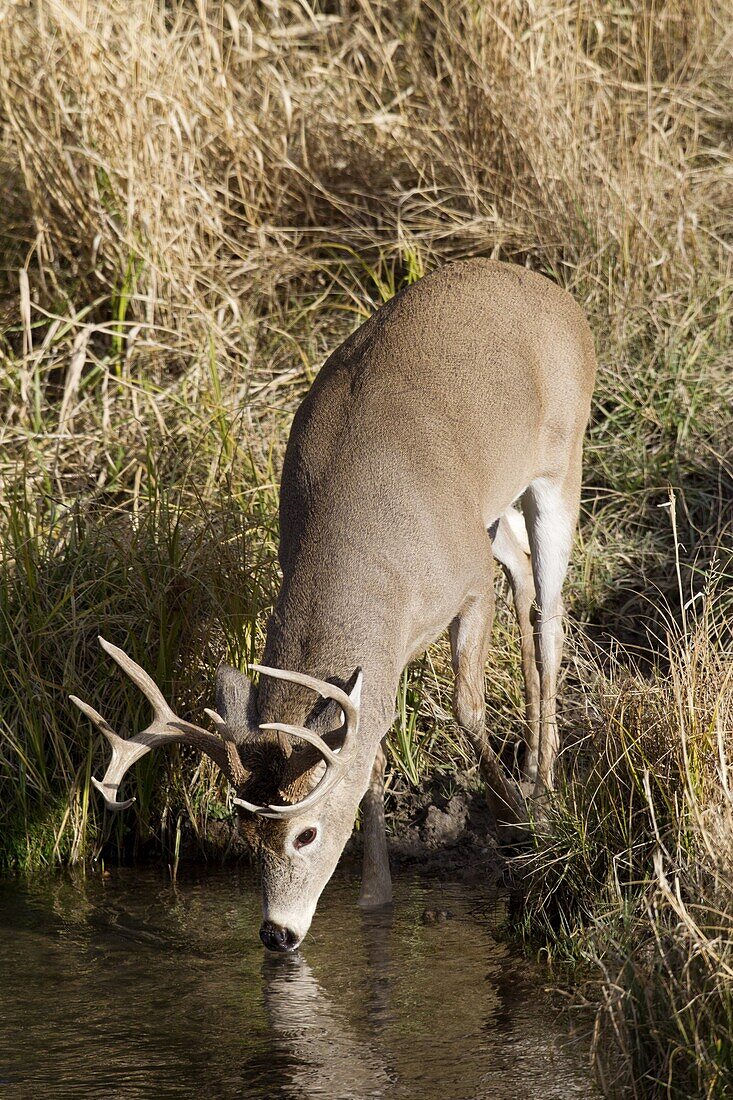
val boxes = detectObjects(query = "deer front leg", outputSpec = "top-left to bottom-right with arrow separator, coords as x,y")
450,584 -> 528,842
358,740 -> 393,908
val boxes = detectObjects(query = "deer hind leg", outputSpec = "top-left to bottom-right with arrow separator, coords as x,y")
358,740 -> 392,909
522,456 -> 581,796
449,574 -> 527,838
491,508 -> 541,790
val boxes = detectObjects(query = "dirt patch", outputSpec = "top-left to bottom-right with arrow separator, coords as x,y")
346,769 -> 506,884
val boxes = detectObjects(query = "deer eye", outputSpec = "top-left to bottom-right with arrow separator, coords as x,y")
294,827 -> 317,849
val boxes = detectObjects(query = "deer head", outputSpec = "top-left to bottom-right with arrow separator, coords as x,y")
71,638 -> 367,952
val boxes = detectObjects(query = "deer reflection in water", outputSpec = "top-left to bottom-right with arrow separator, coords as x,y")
261,907 -> 396,1099
257,893 -> 597,1100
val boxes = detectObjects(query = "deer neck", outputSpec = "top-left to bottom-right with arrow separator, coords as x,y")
258,566 -> 401,743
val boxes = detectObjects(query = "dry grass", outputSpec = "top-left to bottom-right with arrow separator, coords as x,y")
519,573 -> 733,1096
0,1 -> 731,1093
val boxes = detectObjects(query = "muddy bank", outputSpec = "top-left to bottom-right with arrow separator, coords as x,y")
351,770 -> 505,881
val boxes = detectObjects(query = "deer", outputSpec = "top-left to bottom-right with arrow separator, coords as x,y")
71,259 -> 596,953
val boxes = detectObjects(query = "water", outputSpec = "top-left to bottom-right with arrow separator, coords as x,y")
0,866 -> 595,1099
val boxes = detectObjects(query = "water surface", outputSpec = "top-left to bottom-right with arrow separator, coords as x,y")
0,866 -> 595,1098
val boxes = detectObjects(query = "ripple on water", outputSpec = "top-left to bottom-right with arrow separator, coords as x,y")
0,867 -> 596,1099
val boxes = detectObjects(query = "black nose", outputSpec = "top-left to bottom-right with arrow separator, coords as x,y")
259,920 -> 299,953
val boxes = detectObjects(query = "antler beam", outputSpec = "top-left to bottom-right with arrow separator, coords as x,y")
233,664 -> 362,818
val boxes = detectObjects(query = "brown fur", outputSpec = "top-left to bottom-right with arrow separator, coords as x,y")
87,259 -> 595,948
229,259 -> 595,943
259,258 -> 593,750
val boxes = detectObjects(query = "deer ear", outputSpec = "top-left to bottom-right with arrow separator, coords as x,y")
215,665 -> 259,739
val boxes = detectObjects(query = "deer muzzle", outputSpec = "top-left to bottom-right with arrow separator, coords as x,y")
259,920 -> 301,953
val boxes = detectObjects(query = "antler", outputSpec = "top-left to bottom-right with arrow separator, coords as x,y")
233,664 -> 362,818
71,637 -> 249,810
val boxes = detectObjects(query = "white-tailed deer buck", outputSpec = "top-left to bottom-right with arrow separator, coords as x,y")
72,260 -> 595,952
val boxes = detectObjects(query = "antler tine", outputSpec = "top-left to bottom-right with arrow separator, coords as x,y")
69,694 -> 157,810
233,765 -> 342,818
72,637 -> 249,811
249,664 -> 360,734
99,637 -> 176,725
233,665 -> 363,818
258,722 -> 342,766
204,707 -> 232,739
